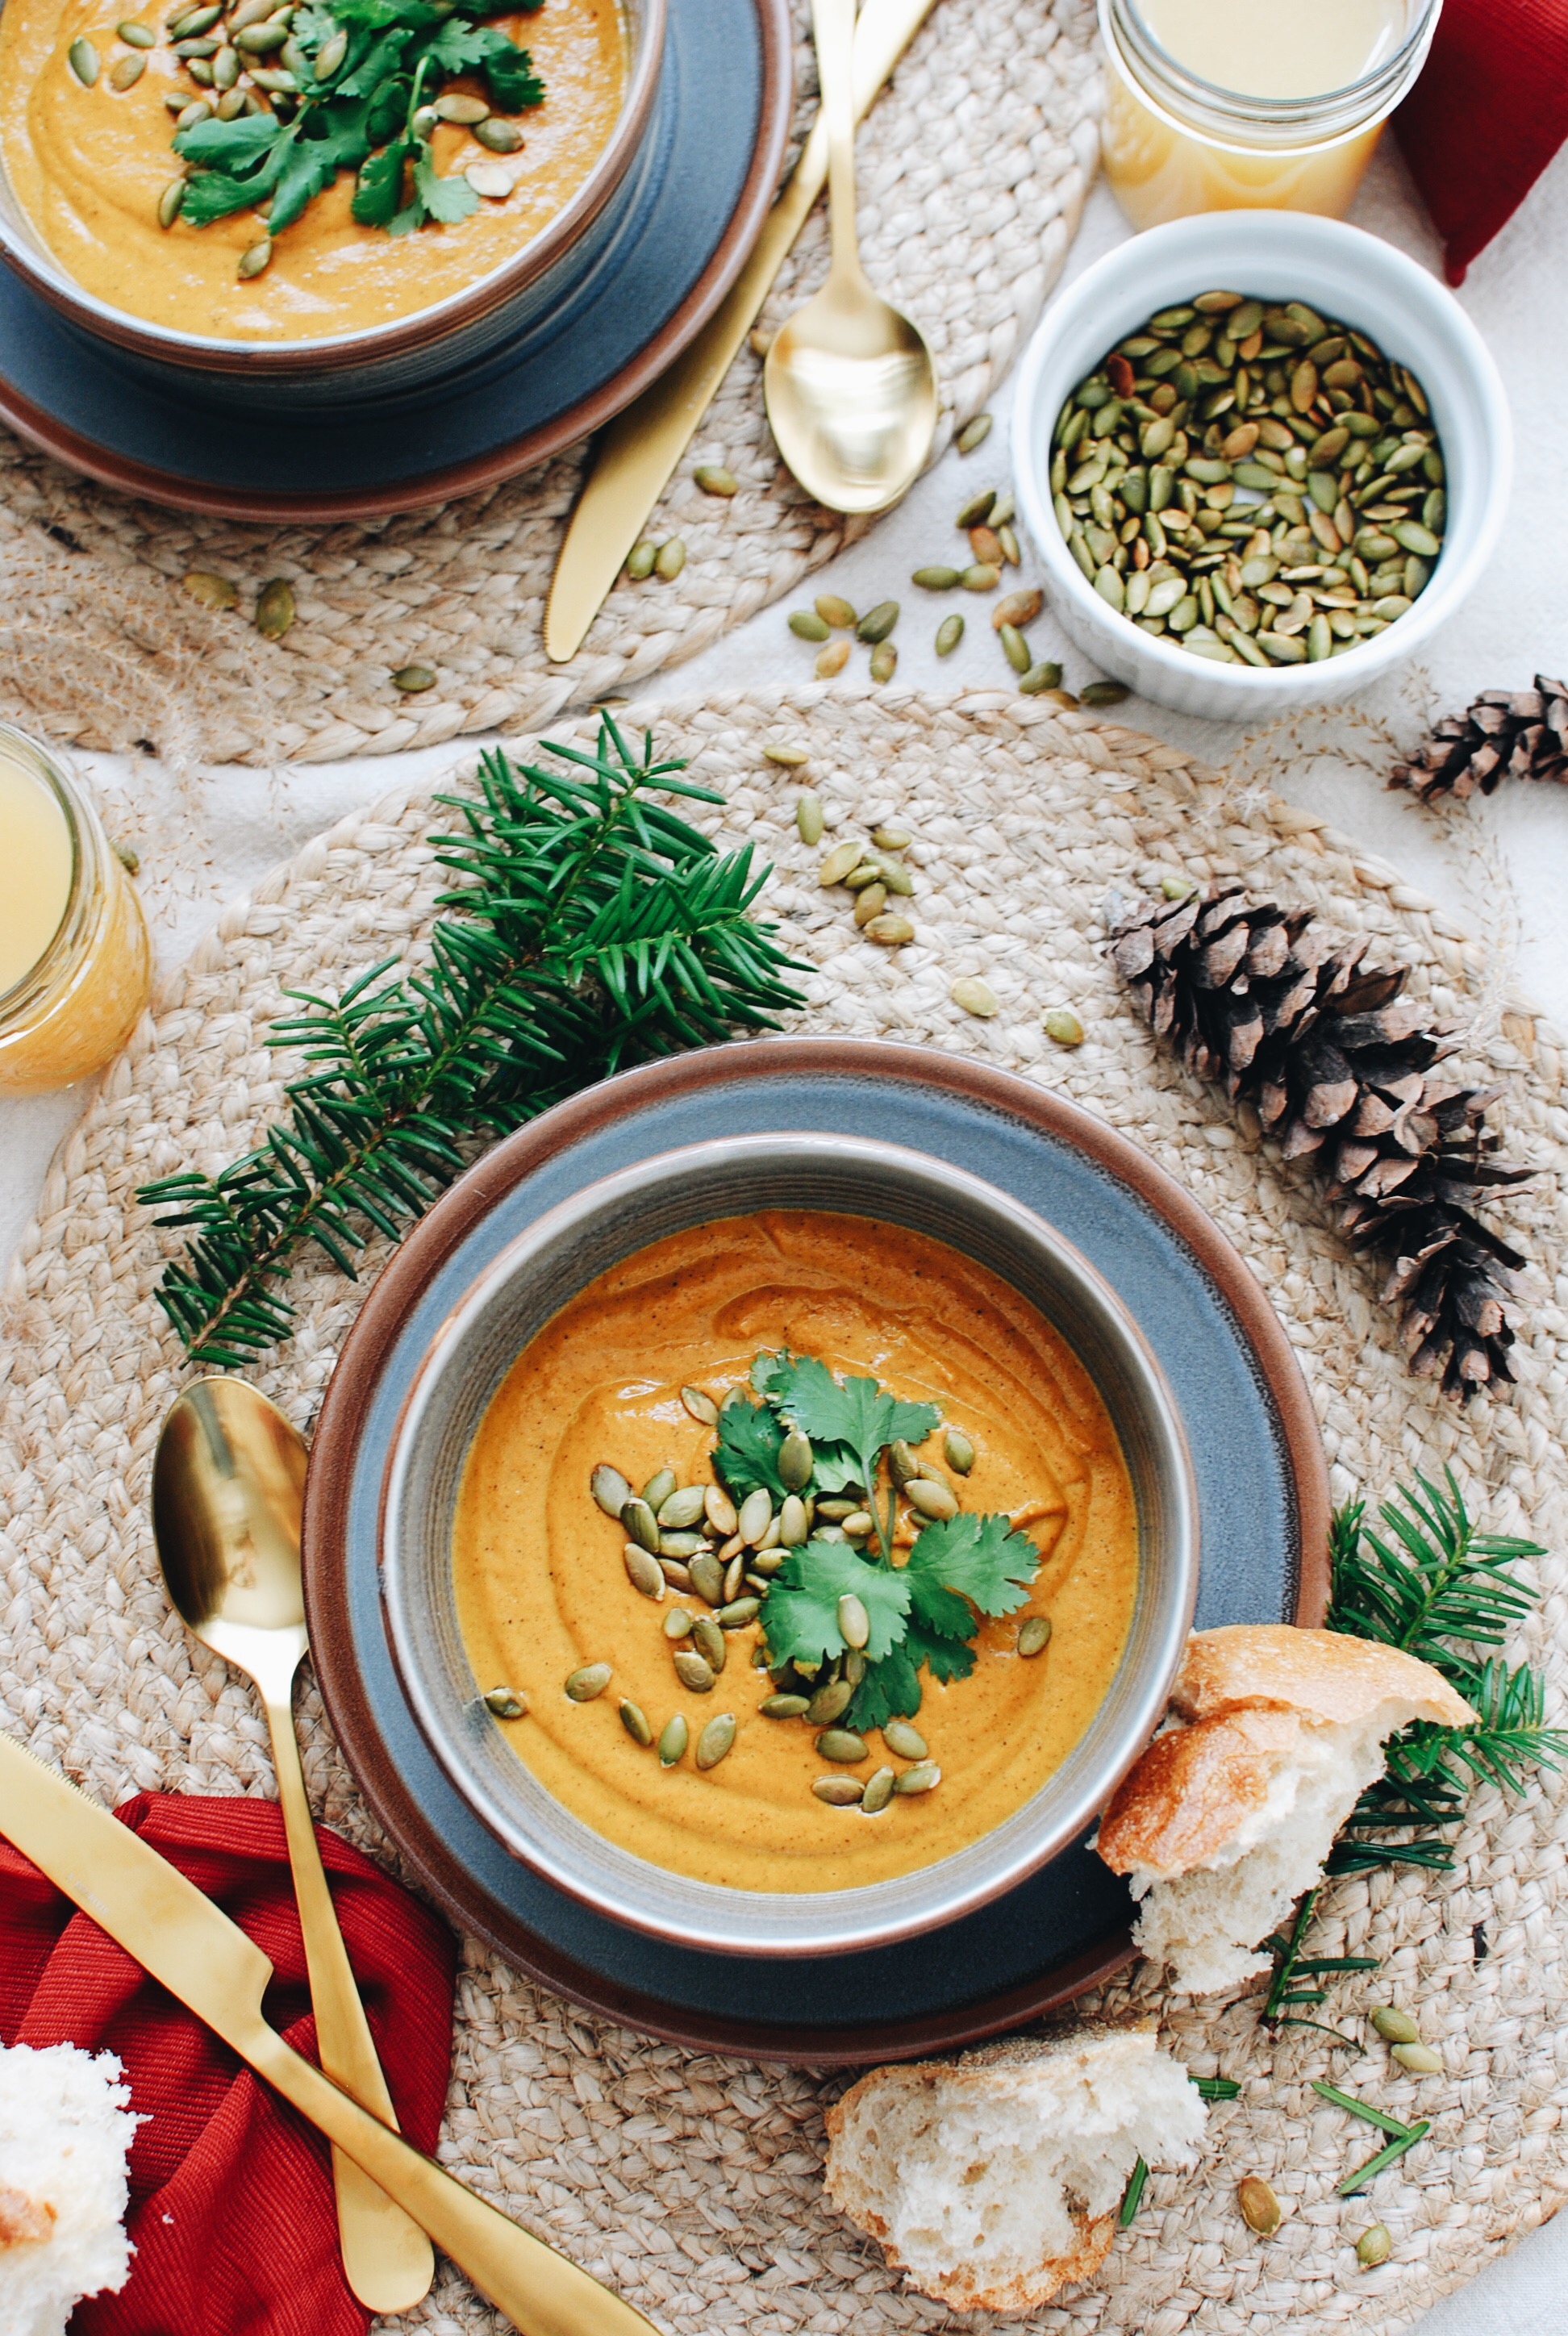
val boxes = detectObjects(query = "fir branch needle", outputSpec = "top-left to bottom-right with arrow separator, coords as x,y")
1312,2083 -> 1418,2141
1338,2122 -> 1430,2196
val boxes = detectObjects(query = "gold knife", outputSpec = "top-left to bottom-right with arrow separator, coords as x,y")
0,1733 -> 657,2336
544,0 -> 940,663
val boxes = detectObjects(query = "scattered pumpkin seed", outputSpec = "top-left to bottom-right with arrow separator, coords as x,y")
737,1487 -> 774,1544
1237,2177 -> 1282,2236
591,1462 -> 632,1517
565,1662 -> 611,1702
658,1712 -> 689,1765
657,1485 -> 707,1531
313,24 -> 346,74
623,1543 -> 665,1600
621,1495 -> 661,1554
777,1428 -> 813,1490
695,1712 -> 736,1769
894,1759 -> 940,1795
1370,2006 -> 1420,2045
673,1648 -> 715,1693
717,1596 -> 761,1628
887,1441 -> 921,1487
836,1593 -> 871,1650
789,609 -> 831,641
962,563 -> 999,591
861,1765 -> 895,1812
664,1607 -> 694,1641
944,1427 -> 975,1475
109,49 -> 147,85
157,177 -> 186,227
619,1698 -> 653,1746
466,158 -> 515,199
255,578 -> 294,640
956,487 -> 995,528
119,17 -> 156,40
470,115 -> 523,152
483,1685 -> 528,1719
790,791 -> 824,849
869,640 -> 898,683
69,35 -> 100,81
761,1692 -> 810,1718
872,824 -> 911,849
182,570 -> 238,611
905,1475 -> 959,1520
998,524 -> 1021,565
1356,2226 -> 1392,2268
1079,680 -> 1129,706
1019,660 -> 1063,694
1391,2042 -> 1443,2074
692,1612 -> 727,1670
433,89 -> 489,122
999,622 -> 1031,674
689,1552 -> 725,1605
882,1719 -> 928,1760
969,524 -> 1004,567
814,1775 -> 864,1805
694,464 -> 738,496
818,1727 -> 868,1762
865,913 -> 915,945
1045,1007 -> 1085,1046
807,1677 -> 854,1725
680,1383 -> 719,1427
815,638 -> 850,678
913,565 -> 963,590
815,594 -> 857,628
778,1492 -> 809,1546
951,975 -> 999,1019
625,540 -> 657,581
111,839 -> 140,874
654,538 -> 686,580
840,1509 -> 874,1537
1018,1614 -> 1053,1657
857,599 -> 899,644
391,663 -> 435,692
957,413 -> 993,453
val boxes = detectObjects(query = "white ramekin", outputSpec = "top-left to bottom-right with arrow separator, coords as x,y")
1011,210 -> 1512,722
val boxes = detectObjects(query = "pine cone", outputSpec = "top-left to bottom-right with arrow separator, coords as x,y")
1391,675 -> 1568,802
1111,884 -> 1533,1399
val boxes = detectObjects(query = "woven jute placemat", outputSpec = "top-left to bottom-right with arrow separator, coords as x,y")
0,0 -> 1099,774
3,686 -> 1567,2335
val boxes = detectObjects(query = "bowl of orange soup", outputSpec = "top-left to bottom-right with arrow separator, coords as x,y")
0,0 -> 663,405
380,1132 -> 1199,1958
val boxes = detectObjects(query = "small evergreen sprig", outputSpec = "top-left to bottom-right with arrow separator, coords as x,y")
140,718 -> 803,1368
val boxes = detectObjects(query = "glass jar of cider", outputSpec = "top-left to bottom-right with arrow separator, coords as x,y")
1099,0 -> 1442,232
0,723 -> 152,1093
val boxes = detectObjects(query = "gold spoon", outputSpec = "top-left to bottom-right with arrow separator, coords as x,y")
764,0 -> 937,513
151,1377 -> 435,2314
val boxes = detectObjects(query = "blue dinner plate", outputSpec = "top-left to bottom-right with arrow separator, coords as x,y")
304,1038 -> 1328,2063
0,0 -> 790,518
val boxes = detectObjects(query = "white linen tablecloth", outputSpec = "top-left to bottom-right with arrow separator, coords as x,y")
3,125 -> 1566,2336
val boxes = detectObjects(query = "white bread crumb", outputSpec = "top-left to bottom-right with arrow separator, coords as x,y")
824,2023 -> 1206,2313
0,2042 -> 139,2336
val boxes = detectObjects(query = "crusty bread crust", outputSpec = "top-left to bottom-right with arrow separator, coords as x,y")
1095,1707 -> 1303,1876
1171,1625 -> 1474,1729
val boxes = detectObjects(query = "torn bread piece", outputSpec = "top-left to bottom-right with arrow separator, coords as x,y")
824,2021 -> 1207,2313
0,2042 -> 138,2336
1097,1625 -> 1474,1995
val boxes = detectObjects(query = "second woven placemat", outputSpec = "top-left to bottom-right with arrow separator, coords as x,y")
0,0 -> 1099,772
3,686 -> 1566,2334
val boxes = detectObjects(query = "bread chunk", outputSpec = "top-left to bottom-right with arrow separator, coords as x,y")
0,2042 -> 138,2336
1097,1626 -> 1474,1995
824,2022 -> 1207,2313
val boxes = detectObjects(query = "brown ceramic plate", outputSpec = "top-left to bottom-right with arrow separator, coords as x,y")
0,0 -> 791,521
303,1040 -> 1329,2065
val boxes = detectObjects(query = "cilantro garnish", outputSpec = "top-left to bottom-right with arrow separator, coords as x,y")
763,1541 -> 911,1669
166,0 -> 544,252
750,1349 -> 939,1554
713,1391 -> 788,1502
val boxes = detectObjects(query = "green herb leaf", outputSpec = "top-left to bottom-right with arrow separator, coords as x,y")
413,150 -> 479,224
351,134 -> 410,225
771,1354 -> 939,1461
844,1641 -> 924,1731
482,39 -> 544,109
714,1392 -> 787,1502
762,1541 -> 911,1671
174,113 -> 285,166
905,1512 -> 1040,1630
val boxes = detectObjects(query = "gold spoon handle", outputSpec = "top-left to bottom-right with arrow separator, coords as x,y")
265,1689 -> 436,2312
815,0 -> 863,287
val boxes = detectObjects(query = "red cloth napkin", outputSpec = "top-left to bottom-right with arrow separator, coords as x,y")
0,1791 -> 457,2336
1395,0 -> 1568,282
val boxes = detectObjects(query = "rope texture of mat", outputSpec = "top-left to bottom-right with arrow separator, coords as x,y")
0,0 -> 1099,772
2,686 -> 1566,2336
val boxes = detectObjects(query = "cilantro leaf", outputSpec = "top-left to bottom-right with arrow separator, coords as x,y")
351,135 -> 410,226
749,1350 -> 861,1491
267,135 -> 344,233
292,3 -> 338,46
414,151 -> 480,223
714,1392 -> 787,1501
427,15 -> 508,69
174,113 -> 285,168
905,1512 -> 1040,1626
762,1541 -> 911,1671
765,1356 -> 938,1555
483,40 -> 544,109
845,1643 -> 924,1731
906,1614 -> 978,1682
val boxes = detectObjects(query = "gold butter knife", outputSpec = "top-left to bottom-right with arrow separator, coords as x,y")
0,1733 -> 657,2336
544,0 -> 940,664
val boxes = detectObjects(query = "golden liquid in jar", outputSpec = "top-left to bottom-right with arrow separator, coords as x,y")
0,753 -> 73,994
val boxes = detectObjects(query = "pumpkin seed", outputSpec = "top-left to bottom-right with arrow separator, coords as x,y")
872,825 -> 911,850
853,882 -> 888,926
841,1510 -> 874,1537
391,663 -> 435,691
993,587 -> 1044,631
689,1552 -> 725,1605
695,1713 -> 736,1769
813,1774 -> 864,1804
857,599 -> 899,644
725,1546 -> 751,1597
777,1428 -> 813,1490
819,837 -> 865,886
882,1719 -> 928,1760
999,622 -> 1031,674
750,1550 -> 785,1578
956,487 -> 995,527
619,1698 -> 653,1746
314,24 -> 346,74
69,35 -> 101,80
466,158 -> 515,199
657,1484 -> 707,1530
815,594 -> 857,628
157,177 -> 186,226
692,1613 -> 726,1671
110,49 -> 147,85
693,462 -> 737,496
621,1496 -> 661,1554
998,525 -> 1021,566
1237,2177 -> 1282,2236
836,1593 -> 871,1650
1045,1007 -> 1085,1046
1079,680 -> 1129,706
817,1727 -> 867,1762
778,1493 -> 808,1546
944,1427 -> 975,1475
1019,661 -> 1063,695
119,17 -> 156,40
565,1662 -> 611,1702
625,540 -> 657,581
1391,2042 -> 1443,2073
483,1685 -> 528,1719
905,1476 -> 958,1520
861,1765 -> 895,1812
865,914 -> 915,945
673,1385 -> 715,1429
664,1607 -> 694,1640
737,1487 -> 774,1544
591,1462 -> 632,1517
1356,2225 -> 1392,2267
623,1543 -> 665,1600
255,578 -> 294,640
717,1596 -> 761,1628
790,609 -> 831,641
1018,1614 -> 1052,1657
795,790 -> 824,845
893,1759 -> 940,1795
673,1649 -> 715,1692
962,564 -> 1000,591
183,570 -> 238,611
654,539 -> 686,580
807,1677 -> 853,1725
935,613 -> 965,656
761,1692 -> 810,1717
639,1466 -> 674,1509
658,1713 -> 689,1765
703,1483 -> 737,1537
951,975 -> 999,1019
957,413 -> 993,453
913,565 -> 963,590
473,115 -> 523,151
869,640 -> 898,683
816,638 -> 850,678
1370,2006 -> 1420,2045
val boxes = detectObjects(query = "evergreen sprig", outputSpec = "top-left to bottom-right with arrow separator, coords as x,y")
139,718 -> 803,1367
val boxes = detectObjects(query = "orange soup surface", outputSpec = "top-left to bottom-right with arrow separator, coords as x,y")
453,1212 -> 1141,1893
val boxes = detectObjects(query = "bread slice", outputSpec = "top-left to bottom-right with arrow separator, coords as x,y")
1097,1625 -> 1474,1995
823,2021 -> 1207,2313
